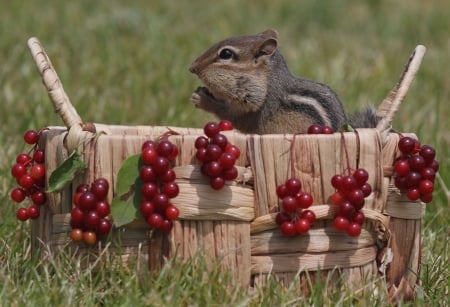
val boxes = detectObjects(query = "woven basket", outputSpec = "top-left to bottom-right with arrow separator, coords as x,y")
28,38 -> 427,300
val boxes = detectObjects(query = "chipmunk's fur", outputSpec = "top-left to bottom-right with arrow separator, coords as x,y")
189,29 -> 378,134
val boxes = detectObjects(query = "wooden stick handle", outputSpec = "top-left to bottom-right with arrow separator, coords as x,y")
27,37 -> 83,130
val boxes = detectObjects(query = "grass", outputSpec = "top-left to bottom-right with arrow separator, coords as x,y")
1,0 -> 449,305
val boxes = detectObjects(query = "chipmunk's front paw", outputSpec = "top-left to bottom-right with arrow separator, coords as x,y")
191,87 -> 217,111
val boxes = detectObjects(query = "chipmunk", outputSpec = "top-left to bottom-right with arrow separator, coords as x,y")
189,29 -> 378,134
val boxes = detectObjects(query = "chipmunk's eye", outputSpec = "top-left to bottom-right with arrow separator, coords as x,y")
218,48 -> 235,60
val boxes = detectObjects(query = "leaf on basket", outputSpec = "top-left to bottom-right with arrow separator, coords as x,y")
111,153 -> 142,227
46,150 -> 87,193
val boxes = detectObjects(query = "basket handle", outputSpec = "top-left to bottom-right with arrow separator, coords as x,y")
27,37 -> 83,130
376,45 -> 427,136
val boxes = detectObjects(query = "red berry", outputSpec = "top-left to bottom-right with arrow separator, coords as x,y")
418,179 -> 434,195
141,147 -> 158,165
285,178 -> 302,195
322,126 -> 334,134
31,190 -> 46,205
406,188 -> 421,201
420,193 -> 433,203
282,196 -> 297,213
24,130 -> 40,144
409,155 -> 426,172
154,193 -> 169,211
94,178 -> 109,190
419,145 -> 436,163
428,160 -> 439,172
276,184 -> 288,199
27,204 -> 40,219
352,211 -> 365,225
18,174 -> 35,189
141,140 -> 157,151
275,212 -> 290,225
160,219 -> 174,233
225,144 -> 240,159
95,200 -> 111,217
206,161 -> 223,178
211,133 -> 228,150
341,175 -> 358,192
78,192 -> 97,211
296,192 -> 314,209
406,171 -> 421,188
307,124 -> 323,134
71,207 -> 84,224
141,182 -> 158,200
333,216 -> 350,231
159,168 -> 176,183
11,163 -> 27,179
222,167 -> 238,181
139,200 -> 155,218
219,120 -> 233,131
195,136 -> 209,149
168,144 -> 179,161
76,184 -> 90,194
140,165 -> 157,182
398,137 -> 416,155
83,231 -> 97,246
97,219 -> 112,236
16,207 -> 29,221
165,204 -> 180,220
331,174 -> 343,190
280,221 -> 297,237
360,183 -> 372,197
84,211 -> 101,230
11,187 -> 27,203
195,147 -> 207,162
338,201 -> 356,219
353,168 -> 369,186
346,222 -> 362,237
205,144 -> 222,161
301,209 -> 316,224
90,182 -> 108,200
147,213 -> 163,229
163,182 -> 179,198
153,156 -> 170,175
157,140 -> 175,158
347,189 -> 365,208
204,122 -> 220,138
420,167 -> 436,181
70,228 -> 83,242
33,149 -> 45,163
295,218 -> 310,234
394,159 -> 410,176
210,176 -> 225,190
330,190 -> 346,206
394,175 -> 408,191
16,153 -> 32,165
219,152 -> 236,170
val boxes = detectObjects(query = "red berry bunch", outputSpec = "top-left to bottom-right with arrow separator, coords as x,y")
330,168 -> 372,237
70,178 -> 113,245
139,139 -> 180,233
393,136 -> 439,203
195,120 -> 240,190
307,124 -> 334,134
275,178 -> 316,237
10,129 -> 47,221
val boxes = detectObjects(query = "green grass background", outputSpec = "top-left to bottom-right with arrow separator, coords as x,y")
1,1 -> 448,305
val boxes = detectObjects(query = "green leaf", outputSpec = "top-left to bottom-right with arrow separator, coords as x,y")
110,153 -> 142,227
339,123 -> 355,133
46,150 -> 87,193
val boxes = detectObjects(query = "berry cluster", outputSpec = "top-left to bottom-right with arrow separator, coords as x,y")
393,136 -> 439,203
275,178 -> 316,237
10,129 -> 47,221
307,124 -> 334,134
195,120 -> 240,190
70,178 -> 113,245
330,168 -> 372,237
139,139 -> 180,233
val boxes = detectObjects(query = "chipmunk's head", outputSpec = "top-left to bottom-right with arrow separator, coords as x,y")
189,29 -> 279,113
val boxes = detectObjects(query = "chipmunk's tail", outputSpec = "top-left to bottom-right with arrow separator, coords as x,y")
348,107 -> 380,129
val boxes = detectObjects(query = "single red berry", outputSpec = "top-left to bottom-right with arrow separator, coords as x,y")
157,140 -> 174,158
205,144 -> 223,162
11,187 -> 27,203
405,171 -> 421,188
276,184 -> 288,199
222,167 -> 238,181
147,213 -> 163,229
97,219 -> 112,236
225,144 -> 240,159
154,193 -> 170,211
428,160 -> 439,172
301,209 -> 316,224
219,120 -> 233,131
32,149 -> 45,163
338,201 -> 356,219
406,188 -> 421,201
141,147 -> 158,165
140,165 -> 157,182
282,196 -> 297,213
78,192 -> 97,211
210,176 -> 225,190
27,204 -> 40,219
360,183 -> 372,197
95,200 -> 111,218
295,218 -> 310,234
307,124 -> 323,134
341,175 -> 358,192
31,190 -> 46,205
167,144 -> 178,161
394,159 -> 410,176
420,167 -> 436,181
419,145 -> 436,163
296,192 -> 314,209
71,207 -> 84,224
394,176 -> 408,191
139,200 -> 155,218
409,155 -> 426,172
153,156 -> 170,175
280,221 -> 297,237
165,204 -> 180,220
196,147 -> 207,162
211,133 -> 228,150
347,189 -> 365,208
24,130 -> 40,144
16,207 -> 29,221
420,193 -> 433,203
159,168 -> 176,183
18,174 -> 35,189
352,211 -> 365,225
204,122 -> 220,138
285,178 -> 302,195
94,178 -> 109,190
163,181 -> 179,198
330,190 -> 346,206
11,163 -> 27,179
219,152 -> 236,170
398,137 -> 416,155
70,228 -> 83,242
331,174 -> 343,190
84,211 -> 101,230
322,126 -> 334,134
141,182 -> 158,200
346,222 -> 362,237
275,212 -> 290,225
353,168 -> 369,186
76,183 -> 90,194
16,153 -> 32,165
141,140 -> 157,151
418,179 -> 434,195
333,216 -> 350,231
195,136 -> 209,149
160,219 -> 174,233
206,161 -> 223,178
90,182 -> 108,200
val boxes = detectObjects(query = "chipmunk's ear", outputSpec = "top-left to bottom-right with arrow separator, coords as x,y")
255,29 -> 278,59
